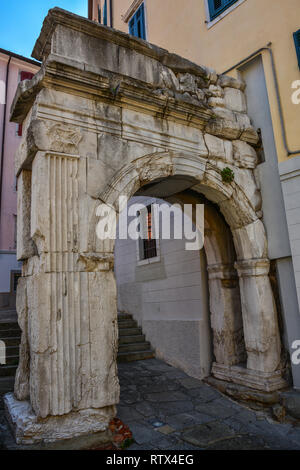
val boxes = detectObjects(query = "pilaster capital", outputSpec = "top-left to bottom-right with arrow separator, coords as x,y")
207,263 -> 237,281
234,258 -> 270,278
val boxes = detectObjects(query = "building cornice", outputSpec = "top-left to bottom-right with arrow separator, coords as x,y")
10,54 -> 212,131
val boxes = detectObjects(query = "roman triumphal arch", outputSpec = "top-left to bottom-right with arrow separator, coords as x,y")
5,8 -> 288,444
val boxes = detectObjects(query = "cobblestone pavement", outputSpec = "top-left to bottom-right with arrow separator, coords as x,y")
1,358 -> 300,450
117,359 -> 300,450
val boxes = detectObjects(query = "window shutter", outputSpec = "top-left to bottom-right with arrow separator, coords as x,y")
103,0 -> 108,26
18,71 -> 34,136
294,30 -> 300,69
129,3 -> 146,39
208,0 -> 239,21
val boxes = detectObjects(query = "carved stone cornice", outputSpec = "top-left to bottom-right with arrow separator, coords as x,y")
10,56 -> 213,130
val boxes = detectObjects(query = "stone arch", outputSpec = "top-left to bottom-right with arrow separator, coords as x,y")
6,8 -> 288,444
94,151 -> 283,383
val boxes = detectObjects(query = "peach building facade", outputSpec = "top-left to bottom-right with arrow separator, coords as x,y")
0,49 -> 39,306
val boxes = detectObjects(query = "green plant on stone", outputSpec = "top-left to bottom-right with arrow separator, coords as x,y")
221,167 -> 235,183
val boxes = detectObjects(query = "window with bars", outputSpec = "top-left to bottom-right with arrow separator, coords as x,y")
208,0 -> 239,21
142,205 -> 157,260
129,3 -> 146,40
17,71 -> 34,136
294,30 -> 300,69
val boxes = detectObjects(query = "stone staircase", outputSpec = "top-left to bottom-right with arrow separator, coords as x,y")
0,310 -> 21,377
117,312 -> 155,362
0,310 -> 154,377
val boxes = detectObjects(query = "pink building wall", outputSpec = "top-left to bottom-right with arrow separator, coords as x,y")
0,49 -> 39,295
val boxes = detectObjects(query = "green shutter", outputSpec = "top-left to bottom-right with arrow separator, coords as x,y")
294,30 -> 300,69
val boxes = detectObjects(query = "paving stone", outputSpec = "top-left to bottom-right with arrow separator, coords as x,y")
156,425 -> 175,435
178,377 -> 203,389
165,411 -> 214,431
122,391 -> 143,405
117,405 -> 144,422
152,400 -> 195,418
187,385 -> 221,402
128,421 -> 161,445
135,401 -> 157,417
150,435 -> 176,450
182,421 -> 236,448
206,435 -> 269,450
145,391 -> 189,402
195,400 -> 238,419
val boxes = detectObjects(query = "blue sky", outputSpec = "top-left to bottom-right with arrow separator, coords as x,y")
0,1 -> 88,60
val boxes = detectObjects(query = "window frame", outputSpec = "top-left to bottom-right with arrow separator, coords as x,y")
128,2 -> 146,40
136,203 -> 160,266
204,0 -> 246,29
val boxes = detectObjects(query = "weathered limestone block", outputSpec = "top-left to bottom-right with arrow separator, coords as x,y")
158,65 -> 179,90
15,116 -> 97,176
208,97 -> 225,108
178,73 -> 197,93
235,259 -> 282,373
14,277 -> 30,401
26,270 -> 119,419
17,170 -> 36,261
208,264 -> 246,366
208,84 -> 224,97
218,74 -> 246,91
204,134 -> 233,162
205,117 -> 241,141
233,140 -> 258,169
203,66 -> 218,84
219,188 -> 258,230
5,393 -> 115,445
232,168 -> 262,212
232,219 -> 267,260
224,87 -> 247,113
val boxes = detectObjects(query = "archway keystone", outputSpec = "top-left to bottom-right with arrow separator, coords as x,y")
5,8 -> 286,444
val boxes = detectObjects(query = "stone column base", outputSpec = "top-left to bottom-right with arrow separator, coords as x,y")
4,393 -> 115,445
212,363 -> 288,392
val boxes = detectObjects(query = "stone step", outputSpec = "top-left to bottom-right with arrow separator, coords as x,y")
118,334 -> 146,345
117,319 -> 138,329
3,355 -> 19,366
0,322 -> 20,331
0,337 -> 22,347
3,345 -> 20,357
0,329 -> 21,339
117,349 -> 155,363
117,313 -> 133,321
118,341 -> 151,353
0,365 -> 18,377
119,327 -> 142,337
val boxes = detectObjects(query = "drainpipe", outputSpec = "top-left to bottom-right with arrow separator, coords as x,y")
0,54 -> 11,219
110,0 -> 113,28
223,43 -> 300,157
